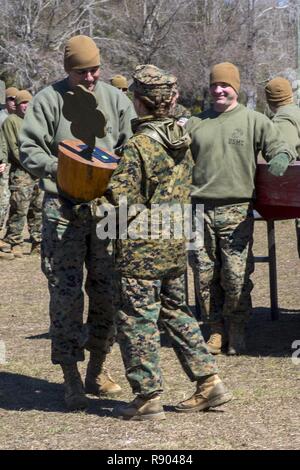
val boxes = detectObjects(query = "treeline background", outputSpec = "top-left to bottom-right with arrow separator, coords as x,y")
0,0 -> 298,111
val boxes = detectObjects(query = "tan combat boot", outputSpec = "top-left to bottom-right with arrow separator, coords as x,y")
0,240 -> 12,252
175,374 -> 232,412
116,394 -> 166,421
61,363 -> 88,411
85,352 -> 122,397
0,250 -> 14,260
206,322 -> 227,355
0,240 -> 14,260
12,244 -> 23,258
227,322 -> 246,356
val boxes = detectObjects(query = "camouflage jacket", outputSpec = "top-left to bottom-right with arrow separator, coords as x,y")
106,116 -> 193,279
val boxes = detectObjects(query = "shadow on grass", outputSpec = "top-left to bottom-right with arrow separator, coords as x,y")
161,305 -> 300,357
245,307 -> 300,357
25,332 -> 50,340
0,372 -> 124,417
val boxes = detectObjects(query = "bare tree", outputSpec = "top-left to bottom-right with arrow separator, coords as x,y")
0,0 -> 297,108
0,0 -> 112,90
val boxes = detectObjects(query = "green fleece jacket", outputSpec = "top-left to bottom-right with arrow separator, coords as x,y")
19,78 -> 136,195
271,104 -> 300,158
2,113 -> 23,169
186,104 -> 296,203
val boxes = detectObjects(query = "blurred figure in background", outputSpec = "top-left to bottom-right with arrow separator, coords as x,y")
265,76 -> 300,258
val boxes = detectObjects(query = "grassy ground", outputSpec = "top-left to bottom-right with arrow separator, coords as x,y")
0,219 -> 300,450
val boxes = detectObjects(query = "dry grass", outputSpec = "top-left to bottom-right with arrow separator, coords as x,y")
0,219 -> 300,450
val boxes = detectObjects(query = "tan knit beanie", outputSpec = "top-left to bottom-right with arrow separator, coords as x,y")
5,86 -> 19,99
210,62 -> 240,93
111,75 -> 128,89
64,35 -> 100,72
265,77 -> 293,107
15,90 -> 32,105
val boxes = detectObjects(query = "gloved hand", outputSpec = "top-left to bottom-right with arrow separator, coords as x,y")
268,153 -> 290,177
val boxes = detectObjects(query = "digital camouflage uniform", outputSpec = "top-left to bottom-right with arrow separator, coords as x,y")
2,113 -> 43,246
192,201 -> 254,325
42,195 -> 116,363
20,77 -> 136,365
0,129 -> 10,231
187,104 -> 296,326
105,66 -> 217,397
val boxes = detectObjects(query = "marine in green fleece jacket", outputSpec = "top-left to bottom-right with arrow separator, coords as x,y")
187,62 -> 297,357
265,76 -> 300,259
1,90 -> 43,255
19,35 -> 136,411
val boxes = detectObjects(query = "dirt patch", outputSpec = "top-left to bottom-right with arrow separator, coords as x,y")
0,219 -> 300,450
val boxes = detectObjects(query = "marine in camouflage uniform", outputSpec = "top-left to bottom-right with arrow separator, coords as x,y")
1,90 -> 43,258
19,35 -> 136,411
264,77 -> 300,259
104,64 -> 232,420
187,63 -> 296,356
0,86 -> 19,239
0,129 -> 10,232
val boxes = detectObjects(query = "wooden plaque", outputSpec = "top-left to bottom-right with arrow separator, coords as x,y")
57,140 -> 119,202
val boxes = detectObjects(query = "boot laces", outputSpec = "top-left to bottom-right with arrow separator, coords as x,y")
207,332 -> 221,343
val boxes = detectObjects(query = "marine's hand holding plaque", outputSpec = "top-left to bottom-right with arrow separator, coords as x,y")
57,84 -> 119,202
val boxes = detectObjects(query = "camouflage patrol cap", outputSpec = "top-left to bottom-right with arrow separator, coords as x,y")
130,64 -> 177,93
130,65 -> 177,115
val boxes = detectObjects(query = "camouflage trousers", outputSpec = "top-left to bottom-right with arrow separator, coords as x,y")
42,194 -> 116,365
296,219 -> 300,258
0,164 -> 10,231
189,201 -> 254,325
4,168 -> 43,246
116,275 -> 217,397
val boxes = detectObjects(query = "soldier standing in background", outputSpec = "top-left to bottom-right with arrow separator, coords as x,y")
0,91 -> 44,258
187,62 -> 296,356
0,86 -> 19,250
264,76 -> 300,258
19,35 -> 136,411
104,64 -> 232,421
0,87 -> 19,127
0,130 -> 13,259
110,74 -> 128,94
